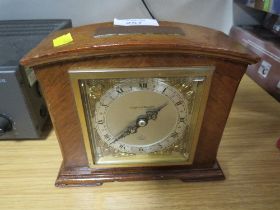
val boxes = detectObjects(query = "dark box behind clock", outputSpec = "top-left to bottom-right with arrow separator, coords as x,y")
230,25 -> 280,101
0,19 -> 72,139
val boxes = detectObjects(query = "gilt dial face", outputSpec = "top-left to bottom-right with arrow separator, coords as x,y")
94,78 -> 188,154
71,67 -> 212,166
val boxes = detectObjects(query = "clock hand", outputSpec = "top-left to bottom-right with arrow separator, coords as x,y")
111,102 -> 168,144
146,102 -> 168,120
111,122 -> 139,144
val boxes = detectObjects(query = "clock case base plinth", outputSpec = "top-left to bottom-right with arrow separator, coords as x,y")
55,161 -> 224,187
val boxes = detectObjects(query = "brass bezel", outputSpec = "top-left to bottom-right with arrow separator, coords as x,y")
69,67 -> 214,168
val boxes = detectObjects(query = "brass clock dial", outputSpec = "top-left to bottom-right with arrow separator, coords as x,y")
94,78 -> 188,154
71,67 -> 212,166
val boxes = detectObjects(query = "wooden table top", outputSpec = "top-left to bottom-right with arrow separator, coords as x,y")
0,75 -> 279,210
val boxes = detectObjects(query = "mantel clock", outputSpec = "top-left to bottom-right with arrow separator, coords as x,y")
21,22 -> 258,187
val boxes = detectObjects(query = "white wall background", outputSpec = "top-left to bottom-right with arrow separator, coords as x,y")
0,0 -> 263,34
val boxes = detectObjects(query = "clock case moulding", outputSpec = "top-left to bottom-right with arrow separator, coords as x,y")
20,21 -> 259,187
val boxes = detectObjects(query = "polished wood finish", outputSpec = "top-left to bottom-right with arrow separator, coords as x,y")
1,76 -> 280,209
20,22 -> 258,186
55,162 -> 224,187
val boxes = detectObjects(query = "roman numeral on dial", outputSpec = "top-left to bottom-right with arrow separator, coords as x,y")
116,87 -> 124,94
139,82 -> 147,89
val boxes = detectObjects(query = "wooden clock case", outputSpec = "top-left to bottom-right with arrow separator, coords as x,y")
21,22 -> 258,187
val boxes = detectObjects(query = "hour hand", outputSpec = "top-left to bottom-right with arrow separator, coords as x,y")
155,102 -> 168,112
146,102 -> 168,120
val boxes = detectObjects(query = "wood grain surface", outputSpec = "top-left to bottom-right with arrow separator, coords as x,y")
0,75 -> 279,210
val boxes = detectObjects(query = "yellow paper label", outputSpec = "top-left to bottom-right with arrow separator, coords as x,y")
52,32 -> 73,47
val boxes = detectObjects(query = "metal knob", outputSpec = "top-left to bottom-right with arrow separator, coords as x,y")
0,114 -> 12,135
137,118 -> 148,127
